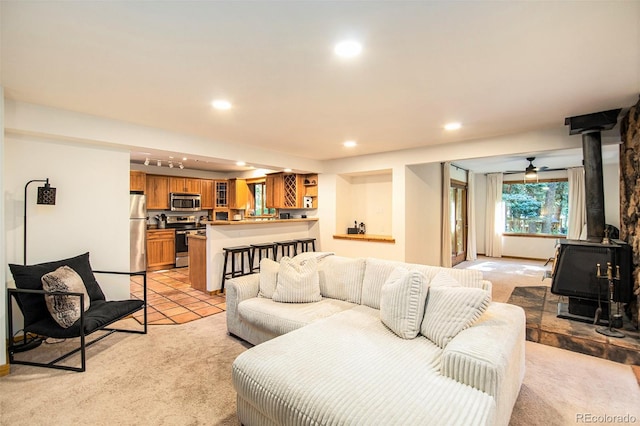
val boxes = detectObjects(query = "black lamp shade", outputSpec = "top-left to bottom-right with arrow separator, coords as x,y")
37,185 -> 56,205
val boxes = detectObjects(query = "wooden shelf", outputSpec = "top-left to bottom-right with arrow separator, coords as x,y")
333,234 -> 395,243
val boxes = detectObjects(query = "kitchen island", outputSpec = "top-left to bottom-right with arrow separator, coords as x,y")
201,218 -> 319,293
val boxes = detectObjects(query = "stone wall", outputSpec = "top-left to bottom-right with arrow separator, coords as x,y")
620,96 -> 640,326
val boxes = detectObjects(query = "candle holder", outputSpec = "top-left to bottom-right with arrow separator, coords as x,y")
595,262 -> 625,338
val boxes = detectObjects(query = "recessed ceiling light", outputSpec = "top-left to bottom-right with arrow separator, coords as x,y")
444,122 -> 462,131
284,168 -> 292,173
212,99 -> 232,110
182,157 -> 187,161
334,40 -> 362,58
343,140 -> 357,148
236,161 -> 246,167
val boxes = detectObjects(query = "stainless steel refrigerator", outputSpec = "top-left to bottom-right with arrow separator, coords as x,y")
130,192 -> 147,272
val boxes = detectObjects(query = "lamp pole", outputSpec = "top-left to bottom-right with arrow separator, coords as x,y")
23,179 -> 51,265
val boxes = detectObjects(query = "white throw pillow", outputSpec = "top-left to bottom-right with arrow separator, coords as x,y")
429,270 -> 462,287
258,258 -> 280,299
41,265 -> 91,328
380,267 -> 428,339
421,286 -> 491,348
272,257 -> 321,303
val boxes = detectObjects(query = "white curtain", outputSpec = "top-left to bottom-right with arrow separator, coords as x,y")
567,166 -> 586,240
485,172 -> 504,257
441,162 -> 452,267
466,171 -> 477,261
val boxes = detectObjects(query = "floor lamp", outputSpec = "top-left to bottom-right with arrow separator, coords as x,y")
24,178 -> 57,265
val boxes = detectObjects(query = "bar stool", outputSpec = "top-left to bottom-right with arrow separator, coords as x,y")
250,242 -> 276,272
221,245 -> 252,291
296,238 -> 317,253
275,240 -> 298,260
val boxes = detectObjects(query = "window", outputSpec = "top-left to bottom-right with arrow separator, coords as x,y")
503,180 -> 568,236
250,182 -> 276,217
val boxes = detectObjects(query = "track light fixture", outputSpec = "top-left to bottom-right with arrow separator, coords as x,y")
179,163 -> 184,169
169,162 -> 174,168
157,160 -> 161,167
144,158 -> 150,166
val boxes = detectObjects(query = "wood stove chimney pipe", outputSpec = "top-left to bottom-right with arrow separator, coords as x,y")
565,108 -> 621,242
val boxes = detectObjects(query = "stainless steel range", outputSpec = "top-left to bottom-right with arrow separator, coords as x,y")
165,215 -> 205,268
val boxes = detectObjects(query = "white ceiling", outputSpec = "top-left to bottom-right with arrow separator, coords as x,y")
1,1 -> 639,172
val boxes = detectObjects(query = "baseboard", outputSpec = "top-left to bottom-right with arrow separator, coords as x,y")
0,363 -> 10,377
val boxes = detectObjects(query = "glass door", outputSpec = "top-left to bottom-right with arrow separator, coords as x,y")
450,182 -> 467,266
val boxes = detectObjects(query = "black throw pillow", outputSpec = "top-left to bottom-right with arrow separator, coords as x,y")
9,253 -> 106,328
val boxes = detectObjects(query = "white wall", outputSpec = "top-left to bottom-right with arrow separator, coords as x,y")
4,133 -> 131,333
0,86 -> 6,368
336,172 -> 392,235
405,163 -> 441,266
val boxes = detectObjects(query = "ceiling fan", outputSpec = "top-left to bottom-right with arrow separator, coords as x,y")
505,157 -> 551,179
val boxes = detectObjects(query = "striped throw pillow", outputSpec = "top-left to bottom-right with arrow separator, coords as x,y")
380,268 -> 428,339
272,257 -> 321,303
421,286 -> 491,348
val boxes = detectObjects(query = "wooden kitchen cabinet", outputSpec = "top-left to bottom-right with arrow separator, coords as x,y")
130,171 -> 146,193
303,174 -> 318,209
146,229 -> 175,271
169,177 -> 201,194
146,175 -> 170,210
215,180 -> 228,208
266,173 -> 306,208
201,179 -> 214,209
228,178 -> 249,210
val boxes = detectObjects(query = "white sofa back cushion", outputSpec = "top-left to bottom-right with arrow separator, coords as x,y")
272,257 -> 321,303
380,268 -> 429,339
318,256 -> 366,303
362,258 -> 486,309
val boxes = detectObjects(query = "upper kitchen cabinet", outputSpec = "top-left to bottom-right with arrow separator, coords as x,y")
146,175 -> 170,210
130,171 -> 146,193
215,180 -> 228,209
265,173 -> 309,209
228,178 -> 249,210
303,174 -> 318,209
170,177 -> 201,194
201,179 -> 214,210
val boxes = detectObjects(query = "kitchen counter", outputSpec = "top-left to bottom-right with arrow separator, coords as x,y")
187,234 -> 206,240
202,218 -> 319,292
202,218 -> 318,226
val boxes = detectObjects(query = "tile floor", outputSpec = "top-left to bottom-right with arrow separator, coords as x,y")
130,267 -> 226,325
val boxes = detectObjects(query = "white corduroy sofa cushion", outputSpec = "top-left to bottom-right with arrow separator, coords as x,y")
233,305 -> 496,426
380,268 -> 428,339
421,286 -> 491,348
238,297 -> 356,337
272,257 -> 321,303
317,255 -> 366,303
361,258 -> 488,309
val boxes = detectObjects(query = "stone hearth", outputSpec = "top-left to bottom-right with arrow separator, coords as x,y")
508,286 -> 640,365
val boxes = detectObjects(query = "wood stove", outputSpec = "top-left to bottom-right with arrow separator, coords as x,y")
550,108 -> 635,323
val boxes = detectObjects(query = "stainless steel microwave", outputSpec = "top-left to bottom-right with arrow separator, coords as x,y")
170,193 -> 201,211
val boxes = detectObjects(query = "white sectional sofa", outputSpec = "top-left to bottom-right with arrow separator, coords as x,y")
227,254 -> 526,426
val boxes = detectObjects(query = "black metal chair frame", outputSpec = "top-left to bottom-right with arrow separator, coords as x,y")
7,270 -> 147,373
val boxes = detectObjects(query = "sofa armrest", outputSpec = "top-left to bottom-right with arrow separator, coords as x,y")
226,274 -> 260,337
440,302 -> 525,426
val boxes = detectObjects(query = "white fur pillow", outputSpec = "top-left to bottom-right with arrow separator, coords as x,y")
258,258 -> 280,299
429,270 -> 462,287
41,266 -> 90,328
380,267 -> 428,339
272,257 -> 321,303
421,286 -> 491,348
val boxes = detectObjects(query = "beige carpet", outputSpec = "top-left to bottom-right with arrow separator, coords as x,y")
2,261 -> 639,425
